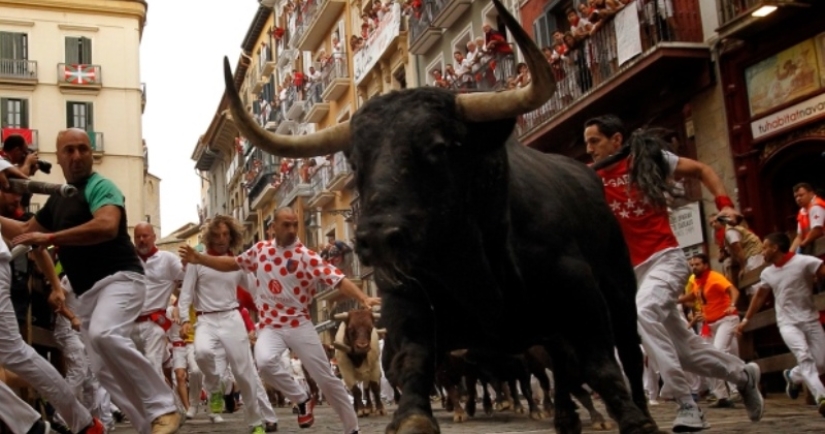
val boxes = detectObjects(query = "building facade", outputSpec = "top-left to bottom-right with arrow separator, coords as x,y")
0,0 -> 156,234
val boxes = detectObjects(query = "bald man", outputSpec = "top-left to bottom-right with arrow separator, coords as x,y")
1,129 -> 181,434
133,222 -> 184,376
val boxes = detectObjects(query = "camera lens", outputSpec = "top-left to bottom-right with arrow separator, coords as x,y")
36,160 -> 52,174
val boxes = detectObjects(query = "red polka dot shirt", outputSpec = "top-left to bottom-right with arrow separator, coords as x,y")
237,239 -> 345,329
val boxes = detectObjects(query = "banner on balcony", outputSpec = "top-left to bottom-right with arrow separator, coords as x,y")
1,128 -> 33,145
64,64 -> 98,85
353,3 -> 401,85
750,91 -> 825,140
615,5 -> 642,66
668,201 -> 703,248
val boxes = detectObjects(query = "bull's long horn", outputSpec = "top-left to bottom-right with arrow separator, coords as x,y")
372,313 -> 381,320
223,57 -> 351,158
333,341 -> 353,353
375,328 -> 387,335
333,312 -> 349,321
455,0 -> 556,122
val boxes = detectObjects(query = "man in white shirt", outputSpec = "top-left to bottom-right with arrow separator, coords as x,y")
179,207 -> 380,434
178,215 -> 266,432
133,223 -> 183,376
738,232 -> 825,417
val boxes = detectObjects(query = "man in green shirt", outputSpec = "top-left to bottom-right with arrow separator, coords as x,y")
1,129 -> 180,434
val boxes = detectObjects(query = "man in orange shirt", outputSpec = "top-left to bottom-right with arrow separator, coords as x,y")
680,254 -> 742,409
790,183 -> 825,254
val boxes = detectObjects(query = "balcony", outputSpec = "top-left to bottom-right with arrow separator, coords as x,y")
515,2 -> 711,153
321,58 -> 349,101
245,196 -> 257,223
261,60 -> 277,79
303,82 -> 330,123
295,0 -> 346,52
0,59 -> 38,85
448,48 -> 516,93
248,164 -> 278,210
430,0 -> 471,28
264,107 -> 284,132
306,163 -> 335,208
276,28 -> 298,68
327,151 -> 353,192
273,164 -> 312,207
140,82 -> 146,113
57,63 -> 102,91
716,0 -> 815,39
409,2 -> 442,55
284,85 -> 304,121
251,66 -> 264,95
353,2 -> 404,85
1,128 -> 38,148
89,131 -> 104,159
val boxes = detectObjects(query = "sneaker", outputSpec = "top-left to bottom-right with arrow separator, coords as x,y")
251,426 -> 265,434
185,405 -> 197,419
297,397 -> 315,429
736,362 -> 764,422
26,420 -> 50,434
783,369 -> 800,400
648,399 -> 660,406
672,403 -> 705,432
112,410 -> 126,423
209,414 -> 225,423
209,392 -> 224,414
150,412 -> 181,434
709,398 -> 735,409
79,418 -> 104,434
817,397 -> 825,418
265,422 -> 278,432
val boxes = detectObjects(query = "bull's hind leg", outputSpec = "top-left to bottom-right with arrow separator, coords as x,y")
383,292 -> 440,434
371,380 -> 387,416
571,385 -> 612,430
553,256 -> 663,434
546,354 -> 583,434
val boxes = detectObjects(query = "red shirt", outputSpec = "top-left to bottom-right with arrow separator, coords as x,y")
596,157 -> 679,266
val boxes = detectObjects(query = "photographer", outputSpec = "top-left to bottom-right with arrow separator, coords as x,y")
710,213 -> 764,297
1,134 -> 50,177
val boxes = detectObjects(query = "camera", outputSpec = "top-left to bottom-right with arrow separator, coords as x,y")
36,159 -> 52,174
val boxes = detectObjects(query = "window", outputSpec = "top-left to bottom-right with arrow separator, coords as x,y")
532,0 -> 578,50
1,98 -> 28,128
65,37 -> 92,64
0,32 -> 28,60
66,101 -> 93,131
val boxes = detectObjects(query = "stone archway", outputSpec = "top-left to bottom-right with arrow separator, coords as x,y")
759,135 -> 825,235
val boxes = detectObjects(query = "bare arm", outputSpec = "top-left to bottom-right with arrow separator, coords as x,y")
678,291 -> 697,304
336,278 -> 380,308
12,205 -> 122,247
673,157 -> 730,200
729,242 -> 746,270
725,284 -> 740,314
31,247 -> 64,309
179,244 -> 239,272
0,216 -> 44,240
800,227 -> 824,249
736,286 -> 771,335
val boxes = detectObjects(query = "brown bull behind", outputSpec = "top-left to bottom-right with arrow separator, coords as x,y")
333,308 -> 385,417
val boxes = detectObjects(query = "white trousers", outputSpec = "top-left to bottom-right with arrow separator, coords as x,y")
194,310 -> 262,427
213,345 -> 279,424
635,249 -> 747,404
707,315 -> 741,399
53,327 -> 113,426
256,321 -> 358,433
131,320 -> 168,377
0,262 -> 92,433
76,271 -> 176,434
0,380 -> 41,434
779,320 -> 825,399
173,343 -> 203,409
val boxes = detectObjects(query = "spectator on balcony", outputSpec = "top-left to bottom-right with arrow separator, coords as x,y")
443,64 -> 458,87
474,36 -> 492,64
566,8 -> 593,41
373,0 -> 389,19
452,51 -> 476,90
299,159 -> 316,183
292,69 -> 306,100
563,32 -> 592,94
350,35 -> 364,53
321,235 -> 352,269
308,66 -> 323,102
483,23 -> 513,56
431,69 -> 449,89
514,62 -> 531,88
578,2 -> 596,22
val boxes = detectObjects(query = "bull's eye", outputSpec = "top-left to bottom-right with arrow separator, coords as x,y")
426,141 -> 448,163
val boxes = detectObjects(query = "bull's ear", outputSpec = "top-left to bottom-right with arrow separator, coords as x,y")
464,118 -> 517,153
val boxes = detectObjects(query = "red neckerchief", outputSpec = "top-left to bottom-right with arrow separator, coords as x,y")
138,246 -> 158,262
207,249 -> 233,257
570,16 -> 580,26
775,251 -> 795,268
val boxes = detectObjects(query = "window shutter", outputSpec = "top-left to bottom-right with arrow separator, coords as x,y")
80,37 -> 92,64
1,98 -> 8,129
65,37 -> 79,63
66,102 -> 74,128
0,33 -> 11,59
19,99 -> 28,128
86,103 -> 94,131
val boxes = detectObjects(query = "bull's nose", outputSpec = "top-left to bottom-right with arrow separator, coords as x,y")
356,226 -> 405,263
355,342 -> 369,349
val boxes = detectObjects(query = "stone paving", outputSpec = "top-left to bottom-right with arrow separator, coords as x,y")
115,395 -> 825,434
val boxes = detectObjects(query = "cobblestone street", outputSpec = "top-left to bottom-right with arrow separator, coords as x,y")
115,396 -> 825,434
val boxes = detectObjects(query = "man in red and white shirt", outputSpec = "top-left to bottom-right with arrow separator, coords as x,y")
180,207 -> 379,434
178,216 -> 266,432
133,222 -> 183,376
584,115 -> 763,432
790,182 -> 825,254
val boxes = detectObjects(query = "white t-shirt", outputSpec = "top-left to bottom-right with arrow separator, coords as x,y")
140,250 -> 184,314
758,254 -> 823,327
797,200 -> 825,232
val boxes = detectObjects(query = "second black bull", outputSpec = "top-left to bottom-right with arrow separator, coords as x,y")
223,1 -> 662,432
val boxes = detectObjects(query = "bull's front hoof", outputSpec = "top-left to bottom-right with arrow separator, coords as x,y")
358,408 -> 369,417
483,404 -> 493,416
387,414 -> 440,434
452,411 -> 468,423
592,421 -> 613,431
465,399 -> 477,417
375,407 -> 387,416
530,410 -> 547,420
496,400 -> 512,411
555,412 -> 583,434
514,405 -> 525,414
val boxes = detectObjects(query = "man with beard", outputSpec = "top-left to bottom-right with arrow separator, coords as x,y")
133,222 -> 184,376
179,207 -> 380,434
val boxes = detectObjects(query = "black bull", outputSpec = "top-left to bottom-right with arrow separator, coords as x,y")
223,1 -> 663,432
